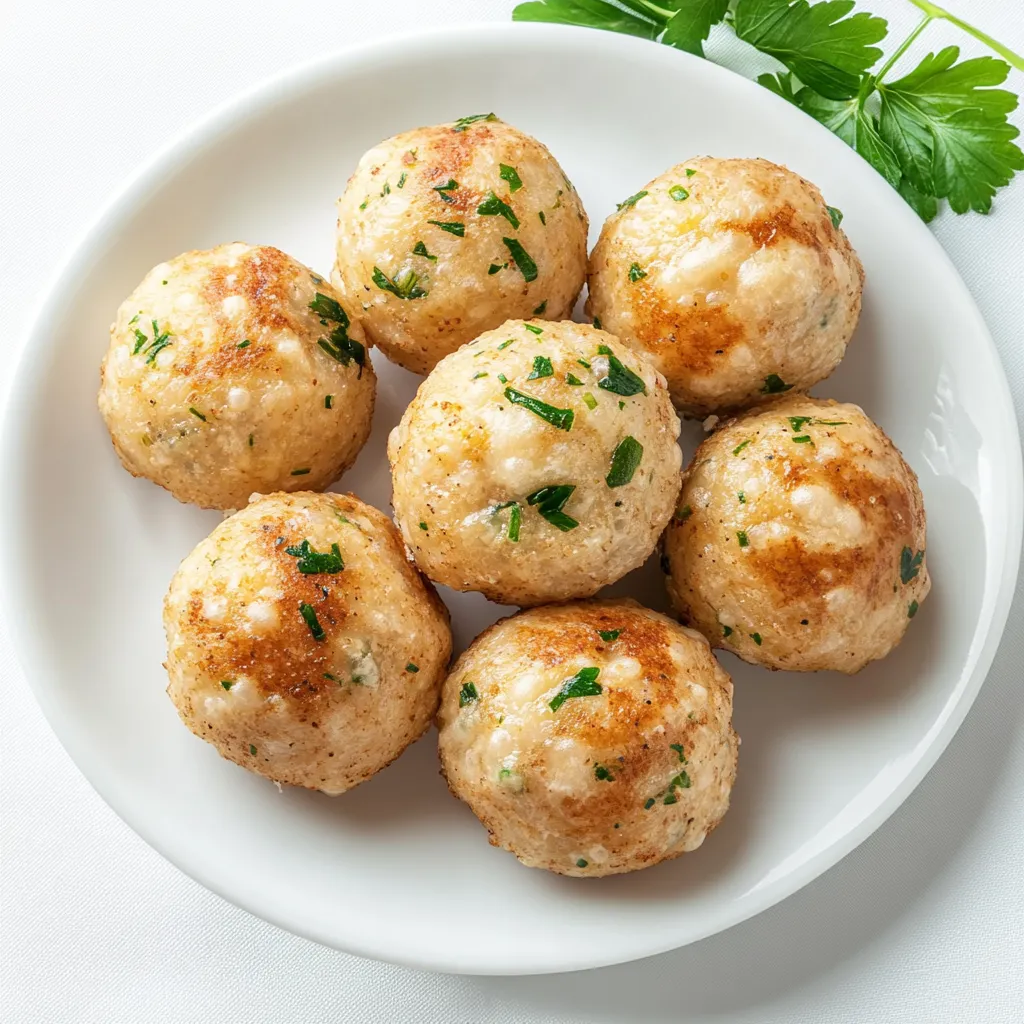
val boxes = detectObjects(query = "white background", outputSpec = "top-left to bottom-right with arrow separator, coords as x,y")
2,1 -> 1023,1020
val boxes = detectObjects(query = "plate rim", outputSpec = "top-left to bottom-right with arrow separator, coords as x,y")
2,21 -> 1022,975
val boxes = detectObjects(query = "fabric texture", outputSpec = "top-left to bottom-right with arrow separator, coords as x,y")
1,1 -> 1022,1020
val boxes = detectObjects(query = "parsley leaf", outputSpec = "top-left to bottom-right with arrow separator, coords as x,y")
606,435 -> 644,488
597,345 -> 647,396
478,190 -> 520,229
284,539 -> 344,575
549,666 -> 602,711
500,163 -> 524,191
528,355 -> 554,379
503,237 -> 539,281
527,484 -> 579,531
372,266 -> 427,300
663,0 -> 730,58
900,546 -> 925,584
513,0 -> 661,40
504,387 -> 575,430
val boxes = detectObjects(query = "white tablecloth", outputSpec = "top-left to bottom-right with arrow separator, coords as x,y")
2,1 -> 1022,1020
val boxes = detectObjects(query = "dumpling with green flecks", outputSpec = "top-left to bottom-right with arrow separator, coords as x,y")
332,114 -> 588,374
163,491 -> 451,793
388,319 -> 682,606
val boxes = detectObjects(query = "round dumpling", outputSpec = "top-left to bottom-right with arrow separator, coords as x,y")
98,243 -> 375,510
388,319 -> 682,606
663,395 -> 929,672
437,599 -> 739,877
333,114 -> 588,374
163,491 -> 451,794
587,157 -> 863,417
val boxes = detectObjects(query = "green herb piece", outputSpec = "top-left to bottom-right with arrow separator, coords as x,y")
372,266 -> 428,299
132,319 -> 173,364
538,210 -> 546,225
750,632 -> 763,646
432,178 -> 459,202
577,358 -> 591,368
594,764 -> 615,781
497,373 -> 508,383
472,371 -> 489,380
406,663 -> 419,673
427,220 -> 465,237
324,672 -> 340,682
686,167 -> 698,177
826,205 -> 844,228
566,372 -> 583,386
453,112 -> 497,131
669,184 -> 690,201
250,744 -> 257,755
299,602 -> 326,641
596,345 -> 646,396
359,198 -> 369,210
900,546 -> 925,584
478,190 -> 520,228
248,434 -> 254,447
792,435 -> 814,444
290,467 -> 310,476
592,317 -> 602,330
524,323 -> 544,335
616,189 -> 648,210
394,171 -> 406,189
459,681 -> 479,706
582,392 -> 598,410
527,484 -> 579,531
310,294 -> 366,372
487,262 -> 506,275
576,858 -> 588,868
499,163 -> 524,192
188,407 -> 206,421
788,416 -> 813,431
737,530 -> 749,547
723,625 -> 733,637
503,237 -> 538,281
628,262 -> 647,282
606,435 -> 643,488
128,314 -> 140,325
497,337 -> 516,350
815,419 -> 849,426
738,491 -> 746,503
549,666 -> 602,711
908,599 -> 920,618
676,504 -> 693,522
221,680 -> 234,690
670,742 -> 687,763
533,300 -> 547,315
413,241 -> 437,261
598,629 -> 620,642
380,181 -> 391,197
528,355 -> 554,379
762,373 -> 793,394
419,522 -> 428,531
309,293 -> 345,322
325,395 -> 333,409
493,500 -> 522,542
237,339 -> 251,349
733,439 -> 752,455
644,798 -> 656,810
504,387 -> 574,430
285,539 -> 344,575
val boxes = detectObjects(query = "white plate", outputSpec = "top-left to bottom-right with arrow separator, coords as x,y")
2,23 -> 1020,976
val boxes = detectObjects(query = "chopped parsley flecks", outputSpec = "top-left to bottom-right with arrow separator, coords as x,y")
248,434 -> 254,448
524,323 -> 544,335
576,858 -> 588,868
493,500 -> 522,542
616,189 -> 648,210
419,521 -> 429,531
237,339 -> 251,349
750,632 -> 763,646
738,491 -> 746,503
527,484 -> 579,531
397,172 -> 407,189
458,681 -> 479,707
497,373 -> 508,383
722,625 -> 733,637
132,319 -> 173,364
412,240 -> 437,261
309,293 -> 346,322
538,210 -> 546,225
324,672 -> 340,682
487,262 -> 506,275
427,220 -> 465,237
577,358 -> 591,368
528,355 -> 554,379
732,439 -> 752,456
380,180 -> 391,197
566,372 -> 584,386
596,345 -> 646,397
472,371 -> 489,380
250,744 -> 257,755
549,666 -> 602,711
372,266 -> 428,299
220,680 -> 234,690
676,504 -> 693,522
628,262 -> 647,282
662,770 -> 691,804
900,546 -> 925,584
406,663 -> 419,673
827,205 -> 844,229
594,764 -> 615,781
598,629 -> 621,643
582,392 -> 598,410
453,112 -> 497,132
359,197 -> 369,210
761,373 -> 793,394
792,434 -> 813,444
497,337 -> 516,350
504,387 -> 574,430
188,407 -> 206,422
606,435 -> 643,488
736,530 -> 749,547
644,797 -> 656,810
290,467 -> 310,476
285,539 -> 344,575
478,190 -> 519,229
533,300 -> 547,315
788,416 -> 813,432
299,602 -> 326,642
325,394 -> 333,409
815,419 -> 849,426
311,293 -> 367,372
502,237 -> 538,282
432,178 -> 459,203
669,184 -> 690,202
499,163 -> 523,192
670,743 -> 687,764
686,168 -> 697,177
908,599 -> 920,618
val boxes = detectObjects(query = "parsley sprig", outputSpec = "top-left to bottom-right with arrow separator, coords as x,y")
513,0 -> 1023,218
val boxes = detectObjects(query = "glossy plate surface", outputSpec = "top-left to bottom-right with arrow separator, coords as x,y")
2,23 -> 1020,975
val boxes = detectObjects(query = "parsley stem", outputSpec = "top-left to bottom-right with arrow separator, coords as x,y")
624,0 -> 674,22
905,0 -> 1024,71
874,12 -> 933,83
